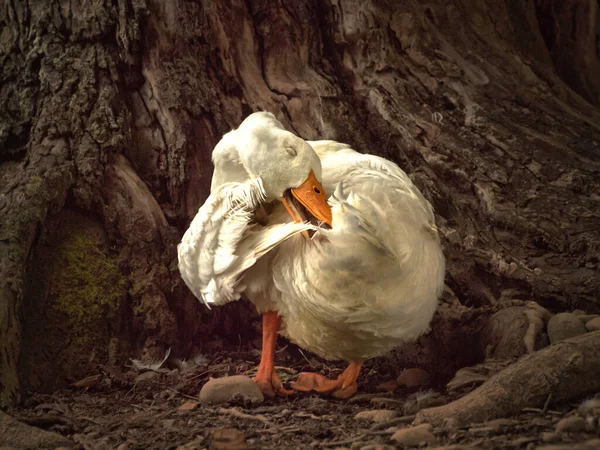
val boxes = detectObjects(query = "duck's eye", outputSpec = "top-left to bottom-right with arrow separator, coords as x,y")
313,187 -> 321,194
285,147 -> 297,157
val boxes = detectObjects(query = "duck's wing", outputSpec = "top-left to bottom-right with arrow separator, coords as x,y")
177,179 -> 314,308
309,140 -> 437,228
278,141 -> 444,339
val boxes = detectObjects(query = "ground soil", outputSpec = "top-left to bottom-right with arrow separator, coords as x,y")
3,348 -> 600,450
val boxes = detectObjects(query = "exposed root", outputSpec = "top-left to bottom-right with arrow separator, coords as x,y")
414,331 -> 600,426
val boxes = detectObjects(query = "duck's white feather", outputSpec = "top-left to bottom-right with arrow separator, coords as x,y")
178,121 -> 445,362
177,178 -> 314,307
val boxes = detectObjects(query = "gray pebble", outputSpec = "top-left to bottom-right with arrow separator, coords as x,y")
577,314 -> 599,324
541,431 -> 560,442
354,409 -> 397,423
135,371 -> 158,382
555,415 -> 586,433
391,424 -> 436,447
547,313 -> 587,344
198,375 -> 264,405
585,317 -> 600,332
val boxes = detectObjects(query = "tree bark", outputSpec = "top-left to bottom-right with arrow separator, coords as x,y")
1,0 -> 599,406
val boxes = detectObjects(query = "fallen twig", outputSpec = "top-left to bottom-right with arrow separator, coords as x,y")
166,387 -> 200,401
183,369 -> 211,382
256,425 -> 304,434
217,407 -> 273,428
80,416 -> 104,427
522,407 -> 562,415
367,430 -> 399,436
19,415 -> 71,427
274,366 -> 298,374
543,393 -> 553,413
318,434 -> 366,447
298,348 -> 316,368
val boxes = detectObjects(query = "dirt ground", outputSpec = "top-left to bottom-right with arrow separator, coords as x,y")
3,349 -> 600,450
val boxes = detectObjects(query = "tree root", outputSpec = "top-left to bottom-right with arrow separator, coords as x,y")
414,331 -> 600,426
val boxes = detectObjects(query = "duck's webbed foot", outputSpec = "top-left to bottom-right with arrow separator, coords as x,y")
253,369 -> 294,397
291,361 -> 363,399
252,311 -> 294,397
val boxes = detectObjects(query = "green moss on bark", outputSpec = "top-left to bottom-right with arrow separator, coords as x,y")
19,212 -> 129,392
50,226 -> 127,346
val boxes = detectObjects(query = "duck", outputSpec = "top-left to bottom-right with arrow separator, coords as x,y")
177,112 -> 445,398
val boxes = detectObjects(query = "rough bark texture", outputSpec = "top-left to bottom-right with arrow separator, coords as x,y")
1,0 -> 599,406
414,331 -> 600,426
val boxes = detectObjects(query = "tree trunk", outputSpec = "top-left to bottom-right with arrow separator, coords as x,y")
1,0 -> 599,406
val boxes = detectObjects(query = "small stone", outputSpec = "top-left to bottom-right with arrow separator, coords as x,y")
572,309 -> 587,316
391,424 -> 436,447
531,418 -> 551,427
210,428 -> 248,450
480,306 -> 551,358
511,437 -> 537,446
555,415 -> 586,433
135,371 -> 158,382
161,419 -> 177,428
585,415 -> 597,431
579,397 -> 600,412
176,439 -> 204,450
397,368 -> 432,387
178,400 -> 199,411
576,314 -> 599,324
199,375 -> 264,405
484,418 -> 519,431
585,317 -> 600,332
547,313 -> 587,344
541,431 -> 559,442
354,409 -> 397,423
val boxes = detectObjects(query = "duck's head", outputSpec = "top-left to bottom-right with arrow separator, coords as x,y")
236,112 -> 332,227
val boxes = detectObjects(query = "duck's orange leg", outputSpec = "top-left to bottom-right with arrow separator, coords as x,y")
291,361 -> 363,399
252,311 -> 294,397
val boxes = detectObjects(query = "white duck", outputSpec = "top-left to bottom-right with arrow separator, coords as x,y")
178,112 -> 445,398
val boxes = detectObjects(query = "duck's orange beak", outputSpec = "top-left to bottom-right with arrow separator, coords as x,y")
281,170 -> 333,229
